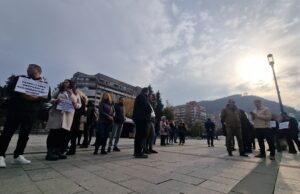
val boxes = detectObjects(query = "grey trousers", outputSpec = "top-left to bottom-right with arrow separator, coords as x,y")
146,122 -> 155,151
108,123 -> 123,148
226,127 -> 244,153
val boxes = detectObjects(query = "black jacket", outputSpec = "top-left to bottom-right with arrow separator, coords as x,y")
289,117 -> 299,133
178,124 -> 187,134
87,106 -> 97,126
114,103 -> 125,124
205,120 -> 215,132
132,94 -> 152,122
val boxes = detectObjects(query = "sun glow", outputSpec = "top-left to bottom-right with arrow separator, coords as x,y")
238,55 -> 273,82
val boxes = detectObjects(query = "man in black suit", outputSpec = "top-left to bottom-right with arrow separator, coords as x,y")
132,87 -> 152,158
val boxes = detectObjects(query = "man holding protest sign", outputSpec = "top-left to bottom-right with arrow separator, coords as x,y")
0,64 -> 50,168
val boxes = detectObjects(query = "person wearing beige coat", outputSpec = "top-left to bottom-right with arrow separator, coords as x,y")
45,79 -> 81,161
251,99 -> 275,160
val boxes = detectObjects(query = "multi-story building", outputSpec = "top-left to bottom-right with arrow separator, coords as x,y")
174,105 -> 186,122
72,72 -> 142,104
72,72 -> 141,137
174,101 -> 207,125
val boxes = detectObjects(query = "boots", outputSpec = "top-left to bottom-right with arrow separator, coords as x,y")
57,150 -> 67,159
101,146 -> 107,155
45,148 -> 59,161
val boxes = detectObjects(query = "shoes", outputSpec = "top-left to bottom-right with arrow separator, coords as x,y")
144,151 -> 151,154
134,154 -> 148,159
113,147 -> 120,152
45,153 -> 59,161
101,151 -> 108,155
208,145 -> 211,147
228,151 -> 233,156
149,150 -> 158,154
13,155 -> 31,165
93,151 -> 98,155
58,153 -> 67,159
45,149 -> 59,161
289,150 -> 297,154
0,156 -> 6,168
211,145 -> 215,147
240,153 -> 248,157
107,147 -> 111,153
255,154 -> 266,158
270,155 -> 275,160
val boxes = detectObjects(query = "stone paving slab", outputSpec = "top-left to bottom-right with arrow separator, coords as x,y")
1,135 -> 300,194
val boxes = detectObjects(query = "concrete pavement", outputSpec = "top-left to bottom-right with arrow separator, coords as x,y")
1,135 -> 300,194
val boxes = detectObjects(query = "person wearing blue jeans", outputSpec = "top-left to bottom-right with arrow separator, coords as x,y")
108,123 -> 124,152
108,97 -> 125,152
93,92 -> 114,155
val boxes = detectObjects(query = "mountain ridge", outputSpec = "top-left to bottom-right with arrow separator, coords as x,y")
199,94 -> 300,119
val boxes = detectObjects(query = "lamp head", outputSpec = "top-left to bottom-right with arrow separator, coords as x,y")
267,54 -> 274,66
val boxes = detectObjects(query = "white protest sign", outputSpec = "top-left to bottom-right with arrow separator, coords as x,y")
15,77 -> 49,97
269,121 -> 277,128
279,122 -> 289,130
56,99 -> 75,112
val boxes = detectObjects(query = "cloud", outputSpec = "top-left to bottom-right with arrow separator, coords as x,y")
0,0 -> 300,110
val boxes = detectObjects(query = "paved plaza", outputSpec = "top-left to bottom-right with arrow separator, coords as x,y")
1,135 -> 300,194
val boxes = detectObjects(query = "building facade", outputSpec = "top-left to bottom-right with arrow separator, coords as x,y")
174,101 -> 207,125
72,72 -> 142,104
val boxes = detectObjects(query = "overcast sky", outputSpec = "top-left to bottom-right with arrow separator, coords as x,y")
1,0 -> 299,109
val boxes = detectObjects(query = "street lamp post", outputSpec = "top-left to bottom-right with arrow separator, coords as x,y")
267,54 -> 284,113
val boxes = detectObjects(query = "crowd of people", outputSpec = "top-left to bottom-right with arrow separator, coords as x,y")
158,116 -> 187,146
0,64 -> 299,167
220,99 -> 300,160
0,65 -> 188,167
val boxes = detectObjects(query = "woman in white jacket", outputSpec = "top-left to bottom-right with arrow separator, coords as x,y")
45,79 -> 81,161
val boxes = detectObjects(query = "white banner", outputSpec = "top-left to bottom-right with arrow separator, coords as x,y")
14,77 -> 49,97
279,122 -> 289,130
56,99 -> 74,113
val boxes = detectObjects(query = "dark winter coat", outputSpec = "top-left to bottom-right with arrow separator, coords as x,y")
289,117 -> 299,132
221,105 -> 241,129
132,94 -> 152,122
205,120 -> 215,132
98,101 -> 114,124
